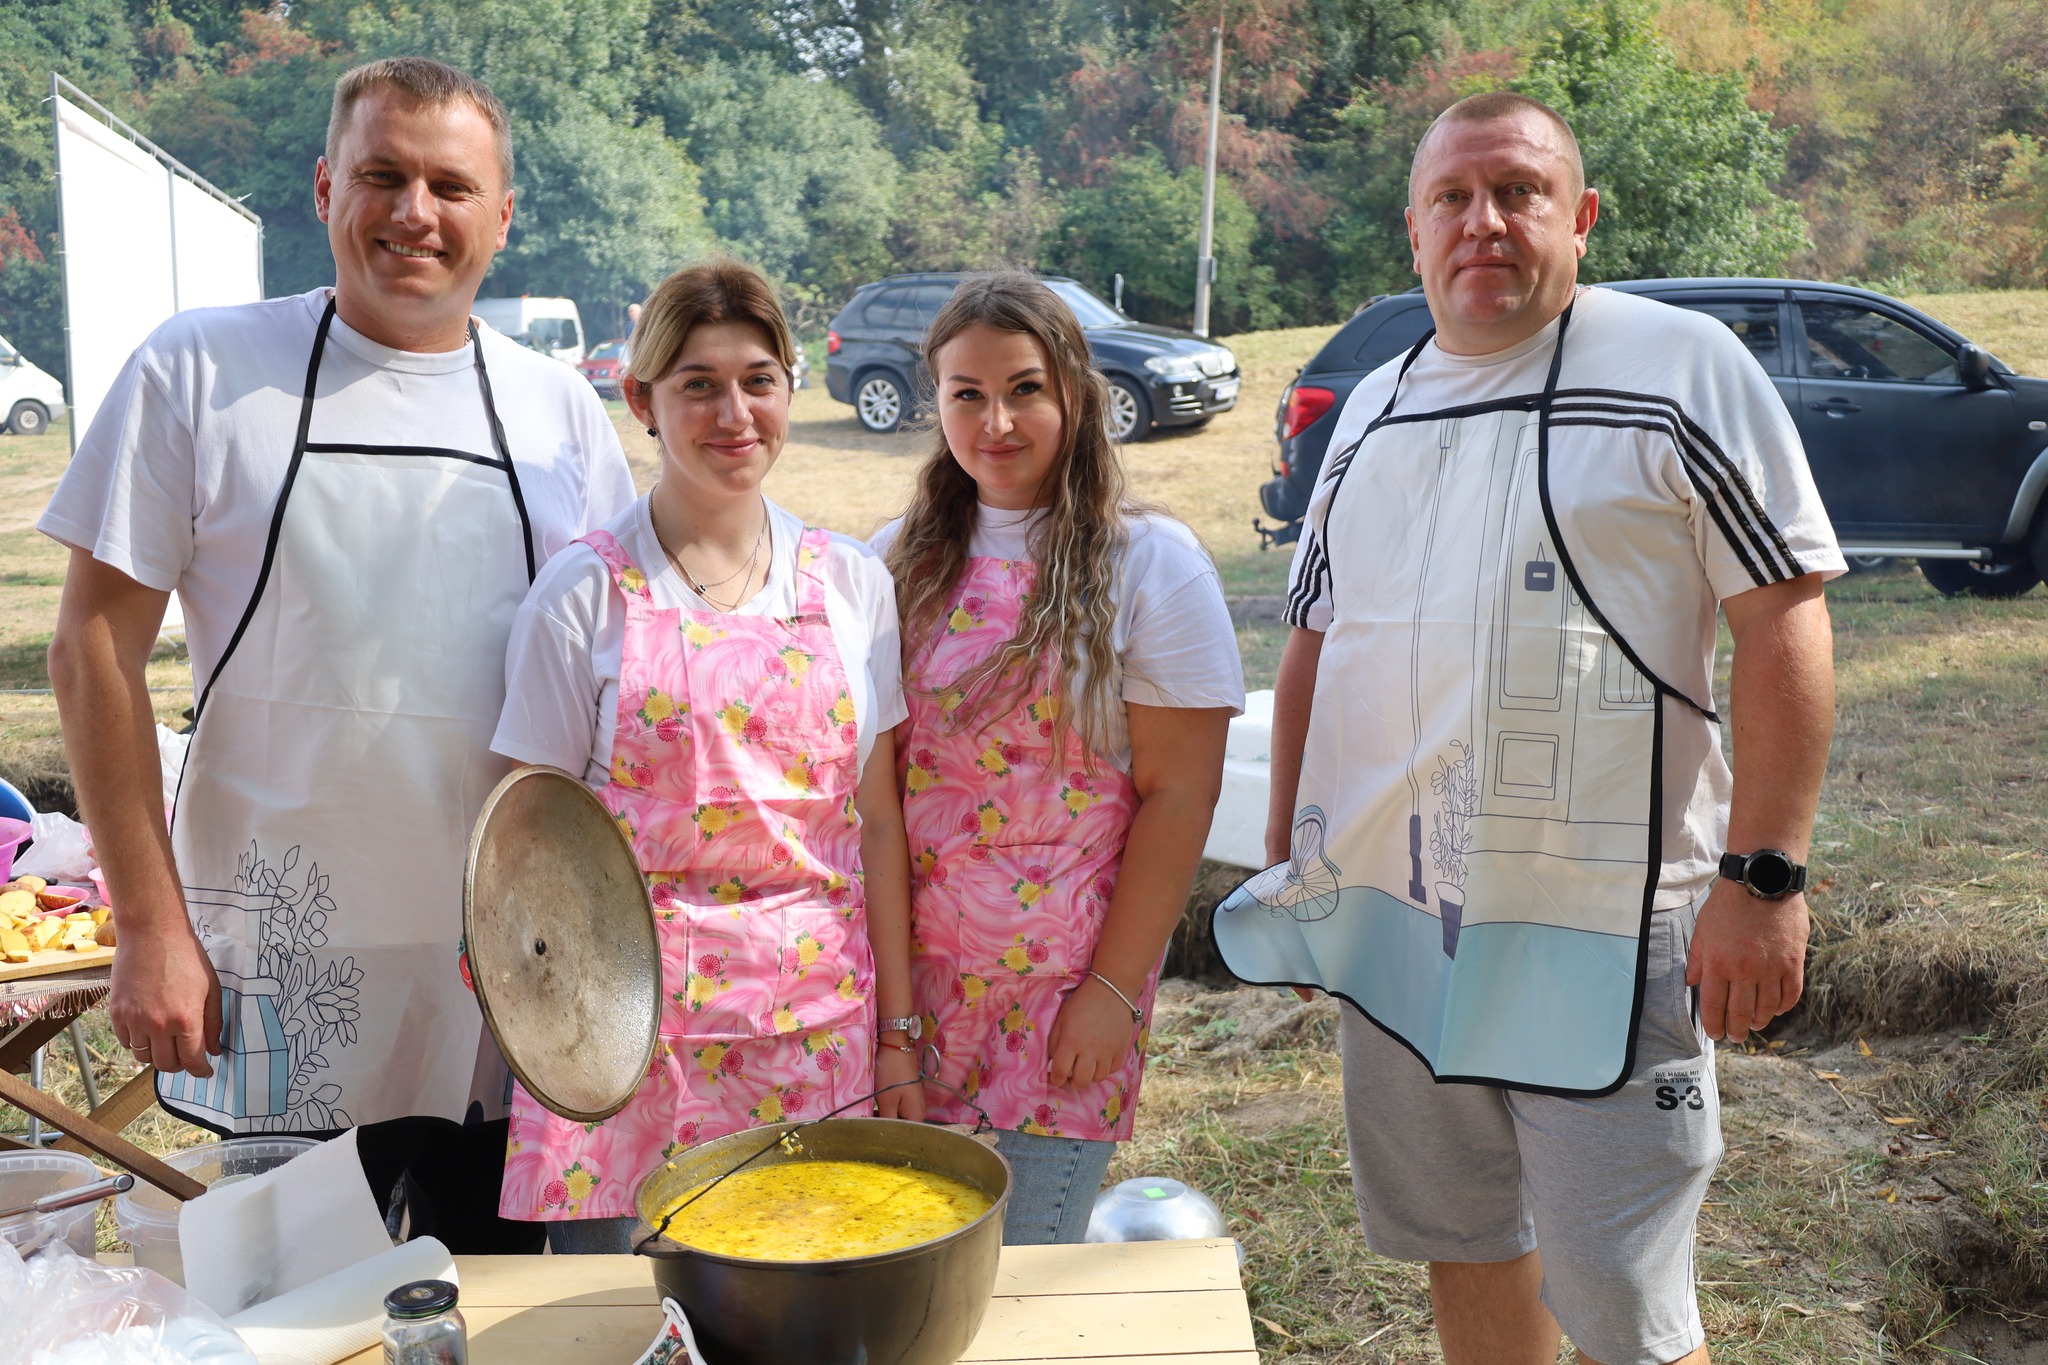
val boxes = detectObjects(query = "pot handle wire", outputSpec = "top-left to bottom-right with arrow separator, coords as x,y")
633,1044 -> 995,1254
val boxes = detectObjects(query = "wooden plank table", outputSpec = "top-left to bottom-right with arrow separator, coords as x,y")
336,1239 -> 1256,1364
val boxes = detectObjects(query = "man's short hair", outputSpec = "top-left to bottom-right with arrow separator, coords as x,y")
1408,92 -> 1584,207
327,57 -> 514,191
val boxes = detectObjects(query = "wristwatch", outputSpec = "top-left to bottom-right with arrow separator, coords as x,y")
1717,849 -> 1807,900
878,1015 -> 922,1053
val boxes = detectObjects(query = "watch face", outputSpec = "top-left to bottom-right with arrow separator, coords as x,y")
1746,851 -> 1796,897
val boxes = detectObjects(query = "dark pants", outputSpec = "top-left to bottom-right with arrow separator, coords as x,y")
301,1115 -> 544,1254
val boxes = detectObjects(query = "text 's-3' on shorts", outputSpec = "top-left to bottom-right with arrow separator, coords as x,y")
1340,900 -> 1722,1365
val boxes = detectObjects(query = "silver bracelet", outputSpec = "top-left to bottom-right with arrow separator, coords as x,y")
1085,970 -> 1143,1024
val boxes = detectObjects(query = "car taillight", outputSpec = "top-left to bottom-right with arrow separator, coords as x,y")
827,330 -> 841,355
1280,385 -> 1336,440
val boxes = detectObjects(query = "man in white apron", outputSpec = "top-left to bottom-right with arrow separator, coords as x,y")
41,58 -> 634,1251
1215,94 -> 1843,1364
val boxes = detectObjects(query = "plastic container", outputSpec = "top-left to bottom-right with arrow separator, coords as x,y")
0,1150 -> 104,1258
1085,1176 -> 1229,1245
0,816 -> 29,884
114,1137 -> 319,1284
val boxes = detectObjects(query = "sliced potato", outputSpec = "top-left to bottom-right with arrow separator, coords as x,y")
27,918 -> 64,952
91,907 -> 111,926
13,876 -> 46,894
0,925 -> 29,963
0,889 -> 35,918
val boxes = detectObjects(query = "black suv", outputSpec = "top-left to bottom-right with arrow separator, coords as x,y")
1260,279 -> 2048,598
825,272 -> 1241,441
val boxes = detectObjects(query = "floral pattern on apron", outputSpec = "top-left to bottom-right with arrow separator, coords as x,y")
900,557 -> 1148,1142
500,524 -> 875,1221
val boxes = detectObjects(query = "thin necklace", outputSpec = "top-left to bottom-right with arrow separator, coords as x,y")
657,505 -> 768,610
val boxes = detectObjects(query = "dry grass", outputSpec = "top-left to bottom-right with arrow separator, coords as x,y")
1904,291 -> 2048,377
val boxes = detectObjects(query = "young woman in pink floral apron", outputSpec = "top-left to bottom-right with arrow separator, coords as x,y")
492,262 -> 922,1252
876,275 -> 1243,1243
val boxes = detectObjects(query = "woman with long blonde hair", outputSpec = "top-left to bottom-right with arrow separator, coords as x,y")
876,273 -> 1242,1242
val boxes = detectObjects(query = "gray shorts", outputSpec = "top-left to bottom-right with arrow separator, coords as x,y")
1340,903 -> 1721,1365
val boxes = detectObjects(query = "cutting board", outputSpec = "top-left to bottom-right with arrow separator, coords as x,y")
0,943 -> 116,983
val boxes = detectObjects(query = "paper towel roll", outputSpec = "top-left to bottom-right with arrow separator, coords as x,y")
224,1237 -> 457,1365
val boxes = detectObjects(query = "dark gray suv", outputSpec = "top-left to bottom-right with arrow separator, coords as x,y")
1259,279 -> 2048,598
825,272 -> 1241,441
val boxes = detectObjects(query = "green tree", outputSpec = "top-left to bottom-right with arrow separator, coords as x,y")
1053,150 -> 1279,331
653,53 -> 898,295
1515,0 -> 1807,279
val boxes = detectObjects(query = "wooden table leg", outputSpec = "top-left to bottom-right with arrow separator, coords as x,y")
0,1011 -> 81,1075
0,1067 -> 204,1200
51,1068 -> 160,1158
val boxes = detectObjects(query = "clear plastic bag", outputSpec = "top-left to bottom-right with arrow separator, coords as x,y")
11,811 -> 94,881
0,1241 -> 258,1365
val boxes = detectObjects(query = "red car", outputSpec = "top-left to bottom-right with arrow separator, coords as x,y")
578,338 -> 629,399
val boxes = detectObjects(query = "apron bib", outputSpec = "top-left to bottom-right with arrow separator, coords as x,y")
1214,303 -> 1716,1096
161,298 -> 534,1133
900,557 -> 1148,1141
501,526 -> 873,1221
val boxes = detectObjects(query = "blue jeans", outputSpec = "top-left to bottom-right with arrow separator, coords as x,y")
993,1131 -> 1117,1245
546,1214 -> 637,1254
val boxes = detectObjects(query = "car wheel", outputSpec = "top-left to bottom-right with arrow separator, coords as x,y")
1107,377 -> 1151,442
7,401 -> 48,437
1918,556 -> 2041,598
854,371 -> 906,434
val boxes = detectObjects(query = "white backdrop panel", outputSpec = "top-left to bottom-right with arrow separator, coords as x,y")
170,175 -> 263,312
56,92 -> 261,451
56,95 -> 176,446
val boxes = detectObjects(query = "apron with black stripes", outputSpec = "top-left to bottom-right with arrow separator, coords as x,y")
160,297 -> 534,1133
1215,301 -> 1717,1096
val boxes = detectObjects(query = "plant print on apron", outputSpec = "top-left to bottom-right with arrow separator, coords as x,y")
500,525 -> 874,1221
161,297 -> 535,1134
1214,303 -> 1719,1095
900,557 -> 1148,1141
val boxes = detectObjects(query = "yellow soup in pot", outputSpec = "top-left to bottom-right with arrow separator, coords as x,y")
655,1159 -> 993,1261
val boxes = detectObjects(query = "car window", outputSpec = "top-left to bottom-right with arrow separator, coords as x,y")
529,317 -> 577,351
1353,304 -> 1435,369
1043,281 -> 1126,327
589,341 -> 626,362
1799,301 -> 1956,383
861,289 -> 912,329
911,284 -> 956,326
1670,299 -> 1783,374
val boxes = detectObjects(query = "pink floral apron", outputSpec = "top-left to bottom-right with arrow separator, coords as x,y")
501,525 -> 874,1221
901,557 -> 1149,1142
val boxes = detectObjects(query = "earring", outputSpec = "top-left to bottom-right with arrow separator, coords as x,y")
646,427 -> 658,437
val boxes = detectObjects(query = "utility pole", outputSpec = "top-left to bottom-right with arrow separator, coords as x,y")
1192,8 -> 1224,337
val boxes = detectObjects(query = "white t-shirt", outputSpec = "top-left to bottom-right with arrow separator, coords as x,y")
1287,285 -> 1846,904
872,504 -> 1246,769
39,289 -> 636,696
492,496 -> 908,786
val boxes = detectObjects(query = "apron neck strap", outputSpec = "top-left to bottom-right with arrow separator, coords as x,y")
467,320 -> 536,582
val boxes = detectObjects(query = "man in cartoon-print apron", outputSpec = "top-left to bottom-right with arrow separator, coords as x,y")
1214,94 -> 1843,1364
41,58 -> 633,1250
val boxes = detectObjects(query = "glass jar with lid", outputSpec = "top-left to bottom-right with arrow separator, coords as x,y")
382,1278 -> 467,1365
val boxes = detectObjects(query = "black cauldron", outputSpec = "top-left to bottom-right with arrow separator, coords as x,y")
633,1118 -> 1010,1365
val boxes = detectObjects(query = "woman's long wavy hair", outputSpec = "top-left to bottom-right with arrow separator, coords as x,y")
884,273 -> 1136,764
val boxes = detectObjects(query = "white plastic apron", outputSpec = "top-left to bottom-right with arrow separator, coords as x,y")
1214,303 -> 1718,1095
159,298 -> 535,1133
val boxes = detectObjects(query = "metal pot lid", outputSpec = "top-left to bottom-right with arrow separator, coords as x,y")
464,765 -> 659,1123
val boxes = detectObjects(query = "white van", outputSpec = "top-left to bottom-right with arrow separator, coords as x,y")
0,333 -> 66,437
470,297 -> 586,366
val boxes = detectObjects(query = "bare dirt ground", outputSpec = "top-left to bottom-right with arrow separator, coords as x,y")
5,299 -> 2048,1360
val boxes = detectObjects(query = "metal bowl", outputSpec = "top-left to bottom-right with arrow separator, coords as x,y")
633,1119 -> 1009,1365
